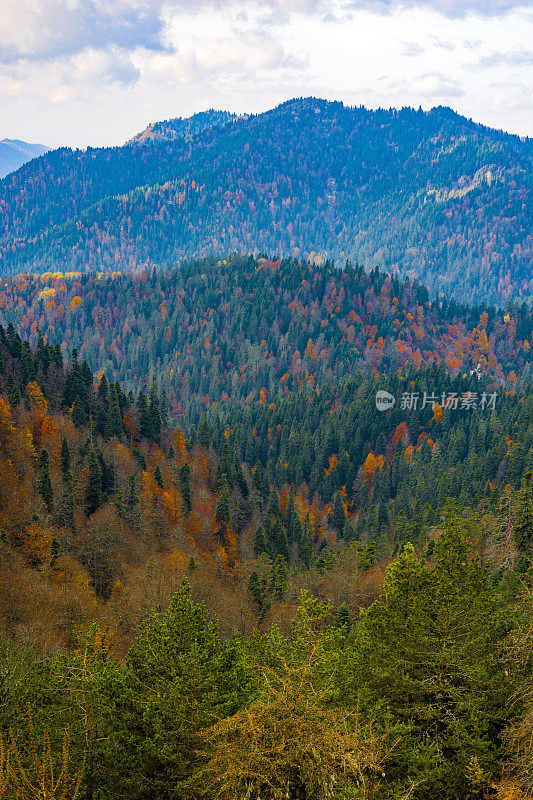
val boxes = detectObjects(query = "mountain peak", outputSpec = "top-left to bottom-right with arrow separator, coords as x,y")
127,109 -> 237,146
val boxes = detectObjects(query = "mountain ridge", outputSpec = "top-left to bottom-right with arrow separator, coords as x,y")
0,137 -> 49,179
0,97 -> 531,303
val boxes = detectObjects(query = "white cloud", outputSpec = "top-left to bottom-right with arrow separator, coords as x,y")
403,72 -> 464,98
0,0 -> 531,147
490,81 -> 533,112
477,48 -> 533,68
0,0 -> 166,62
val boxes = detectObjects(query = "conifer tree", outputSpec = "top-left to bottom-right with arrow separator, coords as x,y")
198,417 -> 210,448
179,463 -> 192,513
340,516 -> 511,796
148,378 -> 161,441
300,512 -> 314,568
154,465 -> 164,489
36,449 -> 53,513
514,471 -> 533,555
215,479 -> 231,537
84,450 -> 103,516
106,383 -> 123,440
332,493 -> 347,534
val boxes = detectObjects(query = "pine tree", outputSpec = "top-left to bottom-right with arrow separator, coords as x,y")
84,450 -> 103,516
154,465 -> 164,489
137,391 -> 150,440
198,417 -> 210,448
253,527 -> 271,557
36,449 -> 53,513
248,570 -> 264,612
268,554 -> 289,601
179,463 -> 192,513
339,516 -> 511,796
215,479 -> 231,539
56,470 -> 75,530
106,383 -> 123,440
514,471 -> 533,555
333,493 -> 347,534
148,378 -> 161,441
300,513 -> 314,568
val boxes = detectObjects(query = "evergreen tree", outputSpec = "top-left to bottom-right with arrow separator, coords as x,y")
215,478 -> 231,540
96,582 -> 252,799
137,391 -> 151,440
148,378 -> 161,441
154,465 -> 164,489
300,512 -> 314,568
106,384 -> 123,439
85,450 -> 103,516
179,463 -> 192,513
36,449 -> 53,513
60,437 -> 71,478
56,470 -> 75,530
514,471 -> 533,555
198,417 -> 210,448
253,526 -> 271,557
248,570 -> 263,612
339,516 -> 512,797
332,493 -> 347,534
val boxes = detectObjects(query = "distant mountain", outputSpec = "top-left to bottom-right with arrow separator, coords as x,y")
0,138 -> 49,178
0,98 -> 531,303
126,109 -> 237,145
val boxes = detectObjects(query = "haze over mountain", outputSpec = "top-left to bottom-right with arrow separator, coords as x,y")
0,98 -> 531,303
0,138 -> 49,179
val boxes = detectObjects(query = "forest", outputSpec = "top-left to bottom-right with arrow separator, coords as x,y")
0,98 -> 532,303
0,254 -> 530,427
0,252 -> 531,798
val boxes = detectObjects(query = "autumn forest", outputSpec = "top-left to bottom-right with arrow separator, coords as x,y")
0,99 -> 531,800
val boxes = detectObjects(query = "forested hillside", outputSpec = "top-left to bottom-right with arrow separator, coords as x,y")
0,98 -> 531,302
0,256 -> 530,428
0,302 -> 532,798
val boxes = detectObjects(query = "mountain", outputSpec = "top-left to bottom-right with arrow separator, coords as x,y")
0,98 -> 531,303
0,137 -> 49,178
126,109 -> 238,145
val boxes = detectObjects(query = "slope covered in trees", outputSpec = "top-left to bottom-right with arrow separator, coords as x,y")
0,98 -> 531,302
0,256 -> 531,429
0,271 -> 532,798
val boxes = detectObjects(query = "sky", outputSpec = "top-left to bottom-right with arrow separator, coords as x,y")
1,0 -> 532,149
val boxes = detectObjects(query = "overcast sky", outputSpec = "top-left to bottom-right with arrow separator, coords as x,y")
1,0 -> 532,149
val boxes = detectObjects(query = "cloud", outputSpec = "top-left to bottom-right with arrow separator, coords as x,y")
477,48 -> 533,68
0,0 -> 166,63
402,41 -> 426,56
490,81 -> 533,112
343,0 -> 533,17
396,71 -> 465,98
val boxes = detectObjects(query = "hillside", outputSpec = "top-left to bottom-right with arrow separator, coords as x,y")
0,307 -> 532,800
0,138 -> 49,178
0,256 -> 530,428
0,98 -> 531,302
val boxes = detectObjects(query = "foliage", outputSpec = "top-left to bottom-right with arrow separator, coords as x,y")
0,100 -> 532,304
